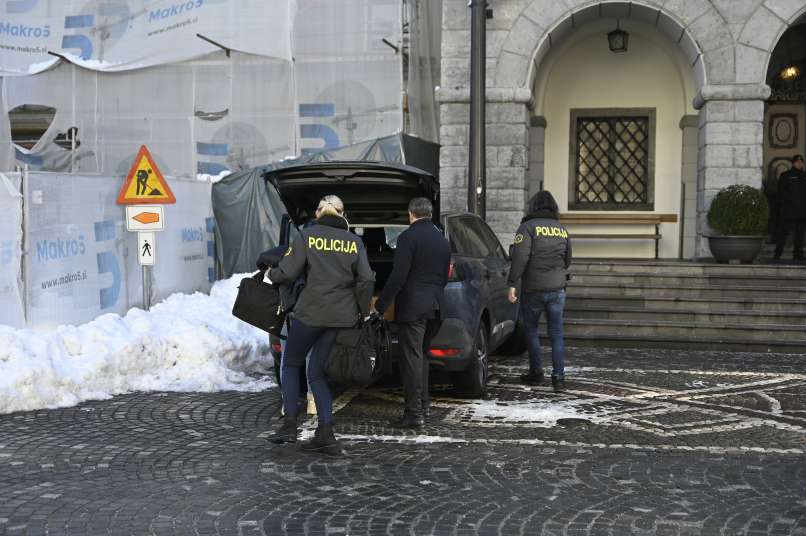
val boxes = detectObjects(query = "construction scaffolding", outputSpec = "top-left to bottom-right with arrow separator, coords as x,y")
0,0 -> 441,179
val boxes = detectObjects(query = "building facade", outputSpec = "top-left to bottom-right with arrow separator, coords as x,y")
438,0 -> 806,258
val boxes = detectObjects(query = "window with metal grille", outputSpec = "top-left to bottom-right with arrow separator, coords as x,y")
569,109 -> 655,210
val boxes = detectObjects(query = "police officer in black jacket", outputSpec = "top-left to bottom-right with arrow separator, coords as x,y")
774,154 -> 806,262
375,197 -> 451,429
507,191 -> 572,392
266,195 -> 374,454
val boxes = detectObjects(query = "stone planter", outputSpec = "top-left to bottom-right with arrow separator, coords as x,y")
706,235 -> 765,264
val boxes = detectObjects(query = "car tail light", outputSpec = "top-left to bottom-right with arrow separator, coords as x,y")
447,262 -> 462,282
271,342 -> 282,354
430,348 -> 461,357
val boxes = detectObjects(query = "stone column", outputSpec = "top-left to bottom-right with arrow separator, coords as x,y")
694,84 -> 769,258
438,88 -> 530,245
527,116 -> 547,206
680,115 -> 698,259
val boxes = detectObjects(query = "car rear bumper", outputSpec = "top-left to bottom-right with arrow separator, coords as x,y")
388,317 -> 474,373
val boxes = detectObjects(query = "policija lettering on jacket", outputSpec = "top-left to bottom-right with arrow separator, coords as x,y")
532,226 -> 569,239
306,236 -> 359,254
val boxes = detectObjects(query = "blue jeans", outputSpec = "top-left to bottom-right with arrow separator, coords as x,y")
520,290 -> 566,377
281,319 -> 338,424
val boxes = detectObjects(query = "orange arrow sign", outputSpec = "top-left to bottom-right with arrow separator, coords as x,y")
133,212 -> 161,224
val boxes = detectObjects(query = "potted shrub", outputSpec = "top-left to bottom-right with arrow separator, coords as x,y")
706,184 -> 769,263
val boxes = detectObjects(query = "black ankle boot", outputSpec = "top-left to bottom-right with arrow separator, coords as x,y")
390,414 -> 424,429
551,376 -> 566,393
300,424 -> 340,455
267,414 -> 299,444
520,369 -> 545,385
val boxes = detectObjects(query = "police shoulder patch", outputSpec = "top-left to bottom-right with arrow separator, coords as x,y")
514,233 -> 524,244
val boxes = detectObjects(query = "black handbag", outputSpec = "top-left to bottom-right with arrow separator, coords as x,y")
327,316 -> 389,386
231,272 -> 286,336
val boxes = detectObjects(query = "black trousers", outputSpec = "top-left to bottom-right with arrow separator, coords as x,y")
397,319 -> 440,417
774,219 -> 805,260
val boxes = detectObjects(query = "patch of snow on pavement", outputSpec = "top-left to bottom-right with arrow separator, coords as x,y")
0,274 -> 274,414
460,399 -> 607,427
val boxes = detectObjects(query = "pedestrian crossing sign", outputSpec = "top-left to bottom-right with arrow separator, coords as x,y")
117,145 -> 176,205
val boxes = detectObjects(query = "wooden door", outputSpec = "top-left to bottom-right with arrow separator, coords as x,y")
764,104 -> 806,188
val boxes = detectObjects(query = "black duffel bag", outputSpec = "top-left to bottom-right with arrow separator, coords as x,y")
327,316 -> 390,386
231,272 -> 286,337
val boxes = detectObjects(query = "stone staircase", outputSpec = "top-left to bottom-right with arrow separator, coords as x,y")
561,260 -> 806,353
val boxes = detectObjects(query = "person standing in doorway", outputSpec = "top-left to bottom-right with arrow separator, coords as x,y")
507,191 -> 572,393
774,154 -> 806,262
375,197 -> 451,429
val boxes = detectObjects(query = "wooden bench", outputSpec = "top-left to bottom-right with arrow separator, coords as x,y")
559,213 -> 678,259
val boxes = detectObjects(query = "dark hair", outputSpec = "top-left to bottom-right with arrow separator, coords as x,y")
530,190 -> 559,219
408,197 -> 433,219
793,154 -> 804,164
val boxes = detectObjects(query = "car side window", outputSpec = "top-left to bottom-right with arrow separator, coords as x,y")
447,217 -> 468,255
448,217 -> 480,257
459,216 -> 492,258
472,218 -> 507,259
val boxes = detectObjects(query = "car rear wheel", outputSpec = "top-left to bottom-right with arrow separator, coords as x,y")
455,322 -> 488,398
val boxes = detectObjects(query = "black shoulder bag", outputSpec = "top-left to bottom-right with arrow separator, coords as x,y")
326,316 -> 390,386
231,272 -> 286,336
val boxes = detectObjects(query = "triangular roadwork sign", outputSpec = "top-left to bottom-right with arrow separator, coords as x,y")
117,146 -> 176,205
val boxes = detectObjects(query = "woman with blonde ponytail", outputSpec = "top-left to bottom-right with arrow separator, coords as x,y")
266,195 -> 374,455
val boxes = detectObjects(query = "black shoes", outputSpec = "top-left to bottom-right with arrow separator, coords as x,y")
267,415 -> 299,444
299,424 -> 341,455
520,370 -> 566,391
520,369 -> 545,385
390,414 -> 424,429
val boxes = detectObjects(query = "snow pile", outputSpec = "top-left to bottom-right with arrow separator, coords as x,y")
0,274 -> 274,414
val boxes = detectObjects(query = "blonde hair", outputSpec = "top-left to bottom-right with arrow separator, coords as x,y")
316,195 -> 344,218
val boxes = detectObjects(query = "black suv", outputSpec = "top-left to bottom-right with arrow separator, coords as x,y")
265,162 -> 519,396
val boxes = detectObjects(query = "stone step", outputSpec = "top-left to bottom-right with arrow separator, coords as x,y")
564,305 -> 806,326
561,318 -> 803,342
564,294 -> 806,314
567,282 -> 806,300
555,260 -> 806,352
570,271 -> 806,288
547,333 -> 806,354
571,260 -> 806,278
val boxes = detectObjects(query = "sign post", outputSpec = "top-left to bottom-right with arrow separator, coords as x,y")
138,232 -> 155,310
117,146 -> 175,311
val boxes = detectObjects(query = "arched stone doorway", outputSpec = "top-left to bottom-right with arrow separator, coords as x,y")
528,6 -> 700,258
437,0 -> 792,260
763,15 -> 806,258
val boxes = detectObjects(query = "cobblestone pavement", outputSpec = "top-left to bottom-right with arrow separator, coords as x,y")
1,348 -> 805,536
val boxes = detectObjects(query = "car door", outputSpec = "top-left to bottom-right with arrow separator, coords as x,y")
462,215 -> 515,348
444,215 -> 488,328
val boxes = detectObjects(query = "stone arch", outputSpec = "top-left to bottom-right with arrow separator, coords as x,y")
757,2 -> 806,82
493,0 -> 722,97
